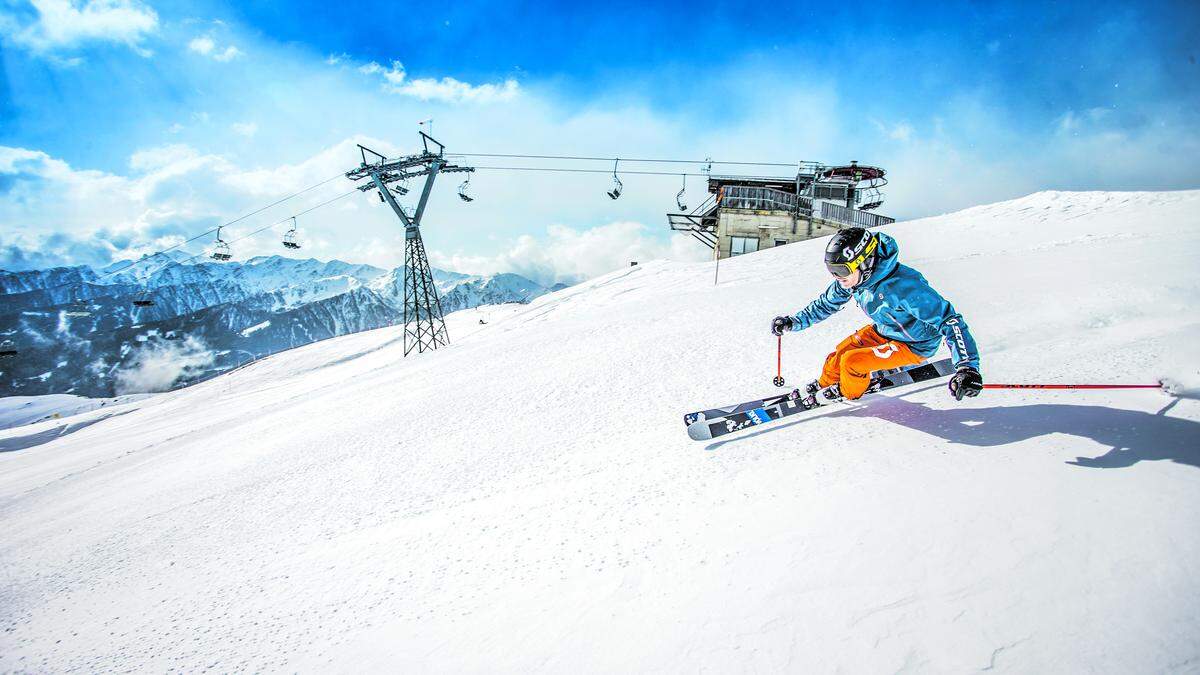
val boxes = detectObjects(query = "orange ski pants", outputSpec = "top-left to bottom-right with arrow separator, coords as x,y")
817,324 -> 925,399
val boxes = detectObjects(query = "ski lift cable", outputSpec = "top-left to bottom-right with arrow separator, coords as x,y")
92,170 -> 349,282
465,165 -> 797,180
445,152 -> 803,168
468,165 -> 705,177
134,188 -> 360,280
57,169 -> 350,299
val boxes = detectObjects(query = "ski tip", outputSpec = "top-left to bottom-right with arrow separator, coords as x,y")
687,421 -> 714,441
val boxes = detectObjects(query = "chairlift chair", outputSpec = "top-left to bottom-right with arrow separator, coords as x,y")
607,159 -> 623,200
858,187 -> 884,211
458,175 -> 474,202
675,174 -> 687,211
0,339 -> 17,358
211,226 -> 233,261
282,217 -> 302,249
132,292 -> 155,307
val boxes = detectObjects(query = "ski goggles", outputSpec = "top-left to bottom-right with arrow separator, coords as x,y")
825,236 -> 878,278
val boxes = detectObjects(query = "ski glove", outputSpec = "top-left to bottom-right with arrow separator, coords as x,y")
949,367 -> 983,401
771,315 -> 794,336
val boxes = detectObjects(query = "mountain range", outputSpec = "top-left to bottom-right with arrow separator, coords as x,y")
0,254 -> 566,397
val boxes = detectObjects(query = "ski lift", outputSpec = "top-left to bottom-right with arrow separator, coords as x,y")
132,291 -> 155,307
211,226 -> 232,261
458,175 -> 474,202
675,174 -> 687,211
282,217 -> 301,250
858,187 -> 884,211
0,339 -> 17,358
607,159 -> 623,200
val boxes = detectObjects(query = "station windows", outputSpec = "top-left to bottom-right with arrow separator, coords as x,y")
729,235 -> 760,256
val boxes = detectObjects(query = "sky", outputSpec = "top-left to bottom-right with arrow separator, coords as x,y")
1,0 -> 1198,283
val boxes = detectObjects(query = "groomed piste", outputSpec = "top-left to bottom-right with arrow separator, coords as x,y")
2,190 -> 1198,671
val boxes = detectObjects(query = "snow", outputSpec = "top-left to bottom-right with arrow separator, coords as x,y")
240,320 -> 271,337
0,394 -> 155,432
2,190 -> 1199,671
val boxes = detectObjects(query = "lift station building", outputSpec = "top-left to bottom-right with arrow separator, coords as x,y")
668,161 -> 896,259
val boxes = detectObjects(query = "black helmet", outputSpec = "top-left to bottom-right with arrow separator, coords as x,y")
824,227 -> 879,282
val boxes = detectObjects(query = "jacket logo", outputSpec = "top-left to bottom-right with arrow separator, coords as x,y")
872,343 -> 900,358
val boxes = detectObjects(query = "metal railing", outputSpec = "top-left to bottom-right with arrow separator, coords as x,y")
819,202 -> 896,228
718,186 -> 812,214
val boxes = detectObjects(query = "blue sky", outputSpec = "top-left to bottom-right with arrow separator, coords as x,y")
1,0 -> 1198,280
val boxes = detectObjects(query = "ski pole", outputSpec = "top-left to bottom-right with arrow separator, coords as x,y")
983,383 -> 1163,390
773,335 -> 786,387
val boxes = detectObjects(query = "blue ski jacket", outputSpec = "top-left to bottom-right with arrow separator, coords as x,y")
788,233 -> 981,371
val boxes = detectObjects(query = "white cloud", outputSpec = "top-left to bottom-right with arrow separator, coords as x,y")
3,0 -> 158,54
231,122 -> 258,137
188,35 -> 241,61
0,140 -> 360,269
213,45 -> 241,62
357,60 -> 520,103
113,335 -> 214,394
870,118 -> 915,142
429,221 -> 709,286
187,36 -> 214,55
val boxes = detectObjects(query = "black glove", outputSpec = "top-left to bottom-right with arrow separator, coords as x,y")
771,315 -> 794,336
948,367 -> 983,401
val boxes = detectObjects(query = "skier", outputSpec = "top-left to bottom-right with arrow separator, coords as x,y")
771,227 -> 983,404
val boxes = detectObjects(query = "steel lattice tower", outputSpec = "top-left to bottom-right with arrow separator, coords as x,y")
401,225 -> 448,354
345,134 -> 473,356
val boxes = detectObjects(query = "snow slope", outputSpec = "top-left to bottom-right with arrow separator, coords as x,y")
1,191 -> 1198,672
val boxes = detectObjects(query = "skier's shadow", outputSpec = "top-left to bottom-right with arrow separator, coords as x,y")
709,386 -> 1200,469
840,393 -> 1200,469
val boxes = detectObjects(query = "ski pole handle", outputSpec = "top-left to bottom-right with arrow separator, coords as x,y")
983,383 -> 1162,390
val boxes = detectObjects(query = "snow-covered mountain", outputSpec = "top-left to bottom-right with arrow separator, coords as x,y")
1,190 -> 1198,671
0,254 -> 559,396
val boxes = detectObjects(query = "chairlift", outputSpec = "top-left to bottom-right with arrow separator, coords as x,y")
211,226 -> 232,261
607,159 -> 623,200
132,291 -> 155,307
0,339 -> 17,358
282,217 -> 302,249
458,175 -> 474,202
858,187 -> 884,211
675,174 -> 687,211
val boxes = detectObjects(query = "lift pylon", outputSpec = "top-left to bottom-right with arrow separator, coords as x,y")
345,133 -> 474,356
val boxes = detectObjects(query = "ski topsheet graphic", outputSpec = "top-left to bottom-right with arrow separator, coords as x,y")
685,358 -> 956,441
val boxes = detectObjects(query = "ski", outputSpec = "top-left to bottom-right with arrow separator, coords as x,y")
686,358 -> 956,442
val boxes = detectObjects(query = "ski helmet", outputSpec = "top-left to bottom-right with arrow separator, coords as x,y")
824,227 -> 879,283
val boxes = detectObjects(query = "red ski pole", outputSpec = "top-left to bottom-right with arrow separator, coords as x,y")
983,383 -> 1163,390
773,334 -> 786,387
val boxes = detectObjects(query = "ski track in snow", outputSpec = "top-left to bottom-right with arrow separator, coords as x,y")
1,190 -> 1199,672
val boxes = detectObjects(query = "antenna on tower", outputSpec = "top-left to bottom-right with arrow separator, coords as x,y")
345,133 -> 474,356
